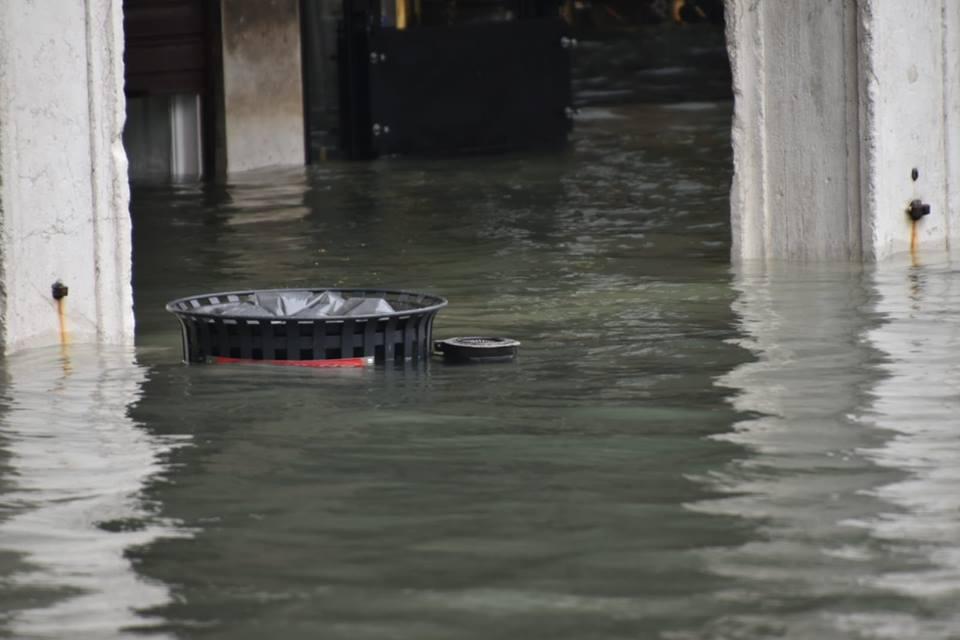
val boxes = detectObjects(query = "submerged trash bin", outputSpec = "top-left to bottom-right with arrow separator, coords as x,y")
166,288 -> 447,365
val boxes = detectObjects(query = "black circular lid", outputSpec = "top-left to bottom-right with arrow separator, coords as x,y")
434,336 -> 520,360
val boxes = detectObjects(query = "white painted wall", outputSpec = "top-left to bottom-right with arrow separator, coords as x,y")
727,0 -> 960,261
0,0 -> 134,353
221,0 -> 306,174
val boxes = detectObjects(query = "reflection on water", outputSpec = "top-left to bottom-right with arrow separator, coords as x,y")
847,257 -> 960,636
0,347 -> 189,639
691,263 -> 891,638
691,255 -> 960,639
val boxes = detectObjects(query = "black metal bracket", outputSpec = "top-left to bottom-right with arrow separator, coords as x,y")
907,199 -> 931,222
52,281 -> 69,300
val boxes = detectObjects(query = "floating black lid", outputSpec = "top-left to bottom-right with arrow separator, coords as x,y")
434,336 -> 520,362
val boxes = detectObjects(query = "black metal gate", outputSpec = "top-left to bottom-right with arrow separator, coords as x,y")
367,19 -> 571,156
335,1 -> 572,159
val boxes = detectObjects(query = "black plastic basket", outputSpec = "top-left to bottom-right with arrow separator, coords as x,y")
166,288 -> 447,364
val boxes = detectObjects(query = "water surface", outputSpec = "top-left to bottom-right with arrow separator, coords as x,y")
3,30 -> 960,640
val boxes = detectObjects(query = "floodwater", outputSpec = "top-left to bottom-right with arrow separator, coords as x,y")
3,28 -> 960,640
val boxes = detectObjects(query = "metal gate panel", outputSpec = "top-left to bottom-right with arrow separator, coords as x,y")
367,18 -> 572,155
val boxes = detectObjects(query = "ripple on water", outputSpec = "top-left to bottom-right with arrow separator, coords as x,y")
688,254 -> 960,639
0,346 -> 191,639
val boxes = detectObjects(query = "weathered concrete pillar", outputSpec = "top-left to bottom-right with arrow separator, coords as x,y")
0,0 -> 134,353
726,0 -> 960,261
221,0 -> 306,174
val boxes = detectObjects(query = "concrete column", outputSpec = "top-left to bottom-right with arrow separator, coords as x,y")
221,0 -> 306,174
0,0 -> 134,354
726,0 -> 960,261
170,94 -> 204,180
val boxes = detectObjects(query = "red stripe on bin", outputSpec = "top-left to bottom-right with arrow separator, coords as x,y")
212,356 -> 372,368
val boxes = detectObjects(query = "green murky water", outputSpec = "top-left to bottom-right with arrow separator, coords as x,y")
4,29 -> 960,639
